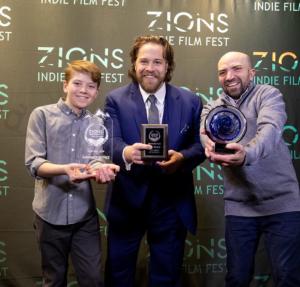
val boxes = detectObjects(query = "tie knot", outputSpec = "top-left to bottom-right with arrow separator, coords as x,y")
148,94 -> 157,104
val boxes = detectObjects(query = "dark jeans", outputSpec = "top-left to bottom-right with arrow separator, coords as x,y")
34,213 -> 102,287
225,212 -> 300,287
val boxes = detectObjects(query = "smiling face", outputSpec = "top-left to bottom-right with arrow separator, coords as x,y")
63,71 -> 98,114
134,42 -> 168,93
218,52 -> 255,99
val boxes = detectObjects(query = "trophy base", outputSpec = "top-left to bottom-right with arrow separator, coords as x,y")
215,143 -> 235,154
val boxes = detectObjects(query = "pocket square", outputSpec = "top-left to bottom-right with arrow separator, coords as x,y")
180,124 -> 190,134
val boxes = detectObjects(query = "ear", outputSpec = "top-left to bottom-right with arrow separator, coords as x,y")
63,80 -> 68,93
249,68 -> 256,80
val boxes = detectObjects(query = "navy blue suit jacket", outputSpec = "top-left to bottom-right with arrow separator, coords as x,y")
104,82 -> 205,234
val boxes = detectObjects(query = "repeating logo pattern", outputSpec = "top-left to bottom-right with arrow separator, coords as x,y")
0,1 -> 299,286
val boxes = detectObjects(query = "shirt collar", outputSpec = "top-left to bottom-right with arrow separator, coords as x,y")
139,83 -> 166,105
57,98 -> 87,118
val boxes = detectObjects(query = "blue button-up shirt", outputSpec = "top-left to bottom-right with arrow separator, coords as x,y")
25,98 -> 96,225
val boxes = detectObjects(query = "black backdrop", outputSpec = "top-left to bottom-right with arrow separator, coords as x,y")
0,0 -> 299,286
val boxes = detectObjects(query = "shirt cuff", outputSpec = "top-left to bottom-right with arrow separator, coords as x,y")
122,147 -> 132,171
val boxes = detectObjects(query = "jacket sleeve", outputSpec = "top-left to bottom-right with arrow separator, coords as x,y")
244,86 -> 287,165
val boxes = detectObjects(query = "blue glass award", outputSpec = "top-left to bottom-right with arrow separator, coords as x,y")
205,105 -> 247,154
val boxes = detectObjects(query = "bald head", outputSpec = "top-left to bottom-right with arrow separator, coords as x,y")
217,51 -> 255,98
218,51 -> 252,71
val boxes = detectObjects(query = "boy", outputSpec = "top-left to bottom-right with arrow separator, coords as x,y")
25,60 -> 119,286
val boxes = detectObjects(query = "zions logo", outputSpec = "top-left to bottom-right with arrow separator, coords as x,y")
194,162 -> 224,196
147,11 -> 229,33
146,11 -> 230,47
283,124 -> 300,160
0,84 -> 9,120
0,241 -> 8,278
182,86 -> 223,105
0,160 -> 9,197
0,5 -> 12,41
183,237 -> 226,274
253,51 -> 300,86
37,46 -> 125,84
182,86 -> 225,196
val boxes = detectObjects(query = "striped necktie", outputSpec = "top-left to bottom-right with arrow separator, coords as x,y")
147,94 -> 159,124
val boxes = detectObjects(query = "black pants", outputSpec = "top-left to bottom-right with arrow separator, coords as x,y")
105,191 -> 187,287
34,213 -> 102,287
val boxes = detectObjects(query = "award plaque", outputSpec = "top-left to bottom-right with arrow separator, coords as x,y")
205,105 -> 247,154
79,109 -> 113,166
141,124 -> 168,160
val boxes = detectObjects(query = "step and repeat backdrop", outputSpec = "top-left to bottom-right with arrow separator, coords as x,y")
0,0 -> 299,286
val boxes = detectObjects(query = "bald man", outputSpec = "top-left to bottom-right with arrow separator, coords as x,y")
200,51 -> 300,286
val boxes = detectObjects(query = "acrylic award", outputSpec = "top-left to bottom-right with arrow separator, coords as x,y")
79,109 -> 113,167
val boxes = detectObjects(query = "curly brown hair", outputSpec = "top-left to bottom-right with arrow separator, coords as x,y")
128,35 -> 175,83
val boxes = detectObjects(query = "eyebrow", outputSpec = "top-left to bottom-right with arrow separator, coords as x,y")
138,57 -> 164,61
218,64 -> 243,73
232,64 -> 243,69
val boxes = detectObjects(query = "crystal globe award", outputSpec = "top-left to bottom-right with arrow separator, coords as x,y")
205,105 -> 247,154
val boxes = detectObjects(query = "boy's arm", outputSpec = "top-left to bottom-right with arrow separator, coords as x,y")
25,108 -> 48,178
25,107 -> 119,183
37,162 -> 94,182
38,161 -> 120,183
25,108 -> 92,182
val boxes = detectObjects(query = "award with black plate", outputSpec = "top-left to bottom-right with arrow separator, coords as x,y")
205,105 -> 247,154
79,109 -> 113,168
141,124 -> 168,161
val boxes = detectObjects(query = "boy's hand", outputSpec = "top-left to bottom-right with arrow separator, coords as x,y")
65,163 -> 95,183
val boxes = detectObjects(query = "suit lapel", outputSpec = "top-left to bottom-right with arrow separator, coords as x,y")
129,83 -> 148,136
127,83 -> 182,145
163,84 -> 182,147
